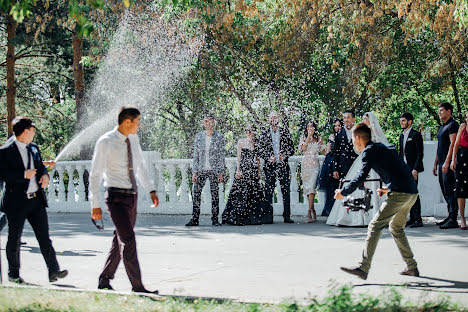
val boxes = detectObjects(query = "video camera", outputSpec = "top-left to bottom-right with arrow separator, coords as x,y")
339,178 -> 383,213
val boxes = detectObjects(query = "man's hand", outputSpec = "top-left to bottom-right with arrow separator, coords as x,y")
432,164 -> 438,176
42,160 -> 56,168
412,170 -> 418,181
377,187 -> 389,197
25,169 -> 37,180
39,174 -> 50,188
334,189 -> 344,200
333,171 -> 340,180
279,154 -> 285,162
192,173 -> 198,183
218,173 -> 224,183
269,155 -> 276,163
150,191 -> 159,208
442,161 -> 449,174
92,208 -> 102,221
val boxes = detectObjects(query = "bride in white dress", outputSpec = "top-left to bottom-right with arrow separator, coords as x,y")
326,112 -> 390,226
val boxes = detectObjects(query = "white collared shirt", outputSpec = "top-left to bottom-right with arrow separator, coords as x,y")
15,138 -> 39,193
89,127 -> 155,208
271,127 -> 281,161
403,126 -> 412,163
345,127 -> 352,142
203,134 -> 212,170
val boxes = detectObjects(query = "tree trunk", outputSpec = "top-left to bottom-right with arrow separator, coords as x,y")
6,15 -> 16,137
72,30 -> 89,159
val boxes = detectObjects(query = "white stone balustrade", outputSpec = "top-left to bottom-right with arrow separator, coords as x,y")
47,142 -> 449,217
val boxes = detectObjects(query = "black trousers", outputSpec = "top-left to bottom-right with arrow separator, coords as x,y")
264,165 -> 291,219
192,170 -> 220,221
408,179 -> 422,223
321,179 -> 338,217
438,165 -> 458,220
5,196 -> 59,278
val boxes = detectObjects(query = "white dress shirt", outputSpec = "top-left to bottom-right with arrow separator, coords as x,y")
89,128 -> 155,208
203,134 -> 212,170
402,126 -> 412,163
271,127 -> 281,161
345,127 -> 352,142
15,138 -> 39,193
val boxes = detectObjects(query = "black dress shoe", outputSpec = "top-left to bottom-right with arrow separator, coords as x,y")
284,218 -> 294,224
410,221 -> 424,228
185,219 -> 199,226
212,220 -> 222,226
133,288 -> 159,294
8,276 -> 25,284
439,219 -> 459,229
98,283 -> 114,290
405,221 -> 414,227
49,270 -> 68,282
400,267 -> 420,277
20,241 -> 27,245
340,266 -> 368,280
436,217 -> 450,226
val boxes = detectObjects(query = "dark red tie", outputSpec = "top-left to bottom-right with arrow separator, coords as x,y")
125,138 -> 138,191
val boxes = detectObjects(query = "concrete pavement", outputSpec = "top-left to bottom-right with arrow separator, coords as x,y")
1,213 -> 467,305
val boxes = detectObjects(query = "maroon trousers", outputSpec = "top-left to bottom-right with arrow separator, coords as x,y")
100,191 -> 144,291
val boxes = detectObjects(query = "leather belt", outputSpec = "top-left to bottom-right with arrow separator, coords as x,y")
107,187 -> 136,195
26,191 -> 39,199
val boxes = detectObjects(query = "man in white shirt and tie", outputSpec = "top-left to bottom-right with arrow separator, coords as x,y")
0,117 -> 67,284
90,107 -> 159,293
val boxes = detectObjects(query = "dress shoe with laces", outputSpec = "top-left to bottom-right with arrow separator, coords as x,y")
400,267 -> 420,277
185,219 -> 199,226
439,219 -> 459,229
49,270 -> 68,282
8,276 -> 25,284
340,266 -> 368,280
284,218 -> 294,224
410,221 -> 424,228
436,217 -> 450,226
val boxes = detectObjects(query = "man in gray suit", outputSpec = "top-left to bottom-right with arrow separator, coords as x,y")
186,114 -> 226,226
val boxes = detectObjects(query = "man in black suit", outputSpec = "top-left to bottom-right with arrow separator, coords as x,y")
0,117 -> 67,284
399,112 -> 424,228
333,110 -> 358,180
336,123 -> 420,280
258,111 -> 295,223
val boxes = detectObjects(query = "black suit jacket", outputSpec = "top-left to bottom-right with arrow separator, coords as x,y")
0,137 -> 49,212
341,142 -> 418,196
332,128 -> 358,178
258,127 -> 294,170
399,129 -> 424,173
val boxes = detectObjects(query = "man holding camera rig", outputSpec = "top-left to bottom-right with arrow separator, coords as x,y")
334,122 -> 419,280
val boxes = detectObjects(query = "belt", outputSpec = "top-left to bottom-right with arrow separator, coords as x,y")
26,191 -> 39,199
107,187 -> 136,195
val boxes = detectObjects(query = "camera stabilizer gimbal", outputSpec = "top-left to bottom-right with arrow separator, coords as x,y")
339,178 -> 383,213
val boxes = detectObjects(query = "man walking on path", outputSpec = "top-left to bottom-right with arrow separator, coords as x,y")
89,106 -> 159,293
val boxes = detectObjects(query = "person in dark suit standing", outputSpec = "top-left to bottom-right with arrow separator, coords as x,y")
332,110 -> 358,180
258,111 -> 295,223
0,117 -> 68,284
399,112 -> 424,228
336,123 -> 420,280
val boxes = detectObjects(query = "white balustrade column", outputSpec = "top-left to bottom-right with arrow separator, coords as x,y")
77,166 -> 86,202
168,164 -> 177,203
289,161 -> 299,205
276,180 -> 282,204
56,167 -> 66,202
179,163 -> 189,203
47,170 -> 57,202
157,165 -> 166,203
66,166 -> 75,202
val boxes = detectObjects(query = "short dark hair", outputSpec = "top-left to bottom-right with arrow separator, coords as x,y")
344,109 -> 355,118
439,102 -> 453,114
400,112 -> 414,121
118,106 -> 140,125
352,122 -> 371,142
12,117 -> 35,136
203,113 -> 215,120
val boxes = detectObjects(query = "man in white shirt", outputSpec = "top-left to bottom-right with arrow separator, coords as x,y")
90,107 -> 159,293
332,110 -> 358,180
0,117 -> 67,284
186,114 -> 226,226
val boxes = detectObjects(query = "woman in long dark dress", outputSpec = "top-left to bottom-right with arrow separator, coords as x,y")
222,125 -> 273,225
318,118 -> 343,216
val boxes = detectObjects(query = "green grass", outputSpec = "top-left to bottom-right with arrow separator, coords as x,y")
0,285 -> 465,312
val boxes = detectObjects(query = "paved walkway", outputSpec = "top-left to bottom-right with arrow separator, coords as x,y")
1,213 -> 467,305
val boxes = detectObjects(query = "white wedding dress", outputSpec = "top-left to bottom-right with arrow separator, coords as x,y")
326,112 -> 390,226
